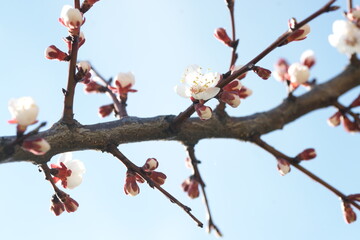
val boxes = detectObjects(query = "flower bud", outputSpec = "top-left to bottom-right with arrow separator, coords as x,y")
62,195 -> 79,213
77,61 -> 91,74
341,115 -> 360,133
286,23 -> 311,43
214,28 -> 232,47
238,86 -> 252,99
84,81 -> 106,93
327,111 -> 342,127
150,171 -> 167,185
273,58 -> 289,81
296,148 -> 316,161
253,66 -> 272,80
98,104 -> 114,118
22,138 -> 51,155
124,171 -> 140,196
277,158 -> 291,176
182,178 -> 200,199
219,91 -> 241,108
59,5 -> 84,34
341,201 -> 357,224
194,104 -> 212,120
300,50 -> 316,69
79,31 -> 86,48
223,80 -> 243,92
288,63 -> 310,84
50,194 -> 65,216
8,97 -> 39,129
45,45 -> 69,61
348,194 -> 360,202
142,158 -> 159,171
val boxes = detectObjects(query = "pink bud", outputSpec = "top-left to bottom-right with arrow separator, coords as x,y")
296,148 -> 316,161
194,104 -> 212,120
22,138 -> 51,155
300,50 -> 316,69
214,28 -> 232,47
348,194 -> 360,202
253,66 -> 272,80
273,58 -> 290,81
87,0 -> 100,6
341,115 -> 360,133
62,195 -> 79,213
50,194 -> 65,216
124,172 -> 140,196
286,24 -> 311,43
219,91 -> 241,108
223,80 -> 243,92
182,178 -> 200,199
150,171 -> 167,185
45,45 -> 69,61
350,94 -> 360,108
238,86 -> 252,99
84,81 -> 106,93
142,158 -> 159,171
327,111 -> 342,127
98,104 -> 114,118
50,162 -> 72,189
342,201 -> 357,224
277,158 -> 291,176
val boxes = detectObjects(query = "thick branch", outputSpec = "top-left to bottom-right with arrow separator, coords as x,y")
0,60 -> 359,164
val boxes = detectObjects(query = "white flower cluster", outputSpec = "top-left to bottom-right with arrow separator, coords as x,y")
329,7 -> 360,56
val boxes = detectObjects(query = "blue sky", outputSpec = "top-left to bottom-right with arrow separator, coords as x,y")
0,0 -> 359,239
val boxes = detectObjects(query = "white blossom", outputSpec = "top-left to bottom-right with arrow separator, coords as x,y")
58,152 -> 86,189
59,5 -> 83,30
8,97 -> 39,127
288,63 -> 310,84
175,65 -> 220,101
114,72 -> 135,88
328,20 -> 360,55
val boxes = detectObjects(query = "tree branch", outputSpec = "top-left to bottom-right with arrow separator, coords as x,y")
0,60 -> 359,164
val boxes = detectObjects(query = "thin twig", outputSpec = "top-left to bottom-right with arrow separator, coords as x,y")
89,67 -> 122,117
250,135 -> 360,211
333,101 -> 360,124
40,163 -> 64,195
347,0 -> 353,12
106,144 -> 204,227
169,0 -> 338,132
228,3 -> 238,69
186,145 -> 222,237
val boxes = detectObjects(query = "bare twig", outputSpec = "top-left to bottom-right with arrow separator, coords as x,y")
250,135 -> 360,211
186,145 -> 222,237
89,67 -> 123,117
169,0 -> 338,132
106,144 -> 204,227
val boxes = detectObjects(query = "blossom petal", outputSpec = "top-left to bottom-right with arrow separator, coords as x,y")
194,87 -> 220,100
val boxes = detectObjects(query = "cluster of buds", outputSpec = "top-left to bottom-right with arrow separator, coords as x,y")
329,6 -> 360,56
50,152 -> 86,189
123,158 -> 167,196
327,95 -> 360,133
182,177 -> 200,199
50,193 -> 79,216
282,18 -> 311,45
214,28 -> 237,48
276,148 -> 316,176
45,6 -> 87,61
8,97 -> 51,155
273,50 -> 315,91
219,79 -> 252,108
